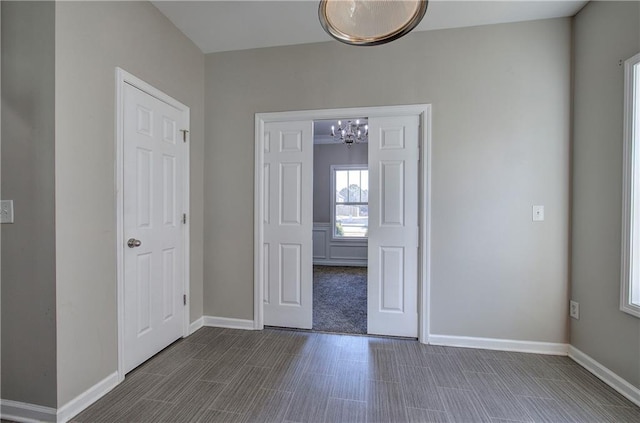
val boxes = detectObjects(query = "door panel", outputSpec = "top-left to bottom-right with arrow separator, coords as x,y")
368,115 -> 419,337
280,163 -> 302,224
124,83 -> 186,373
162,248 -> 176,320
136,252 -> 152,334
380,246 -> 404,312
280,244 -> 302,305
381,161 -> 404,225
163,155 -> 177,225
263,244 -> 270,304
136,148 -> 153,227
263,121 -> 313,329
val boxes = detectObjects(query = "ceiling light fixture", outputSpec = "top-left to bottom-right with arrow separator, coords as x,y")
331,120 -> 368,146
318,0 -> 428,46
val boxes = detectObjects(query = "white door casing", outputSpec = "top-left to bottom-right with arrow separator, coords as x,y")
121,78 -> 188,374
255,105 -> 430,342
263,121 -> 314,329
367,115 -> 420,338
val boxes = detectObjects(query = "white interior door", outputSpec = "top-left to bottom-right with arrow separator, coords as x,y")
123,83 -> 186,373
263,120 -> 313,329
367,115 -> 420,337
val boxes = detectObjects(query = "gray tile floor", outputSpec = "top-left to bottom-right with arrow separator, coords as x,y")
70,327 -> 640,422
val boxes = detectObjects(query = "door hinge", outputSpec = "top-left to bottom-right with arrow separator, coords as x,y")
183,294 -> 187,306
180,129 -> 189,143
182,213 -> 187,224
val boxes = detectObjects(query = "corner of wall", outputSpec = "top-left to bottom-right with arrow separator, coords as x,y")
1,0 -> 58,408
569,0 -> 640,390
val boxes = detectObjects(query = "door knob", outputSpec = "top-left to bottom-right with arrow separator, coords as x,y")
127,238 -> 142,248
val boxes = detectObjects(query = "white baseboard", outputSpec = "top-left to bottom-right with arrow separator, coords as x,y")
568,346 -> 640,407
1,399 -> 57,423
189,317 -> 204,334
203,315 -> 256,330
428,334 -> 569,355
56,371 -> 119,423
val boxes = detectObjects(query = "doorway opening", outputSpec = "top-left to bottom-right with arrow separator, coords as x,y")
313,266 -> 367,333
255,104 -> 432,343
312,118 -> 369,334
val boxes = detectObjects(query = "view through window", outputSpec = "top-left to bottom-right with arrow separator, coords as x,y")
333,166 -> 368,238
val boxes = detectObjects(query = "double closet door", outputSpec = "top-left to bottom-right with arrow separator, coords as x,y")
263,115 -> 420,338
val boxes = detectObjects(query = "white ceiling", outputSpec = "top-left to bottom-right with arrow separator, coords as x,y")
152,0 -> 588,54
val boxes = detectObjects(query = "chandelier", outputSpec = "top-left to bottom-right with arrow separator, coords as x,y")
331,119 -> 368,146
318,0 -> 429,46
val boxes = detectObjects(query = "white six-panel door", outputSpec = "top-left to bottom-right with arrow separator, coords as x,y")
367,115 -> 420,337
263,121 -> 314,329
123,83 -> 186,373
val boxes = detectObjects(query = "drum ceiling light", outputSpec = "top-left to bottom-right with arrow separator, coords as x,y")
318,0 -> 428,46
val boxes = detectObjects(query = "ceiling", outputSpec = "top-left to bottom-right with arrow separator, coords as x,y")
152,0 -> 588,54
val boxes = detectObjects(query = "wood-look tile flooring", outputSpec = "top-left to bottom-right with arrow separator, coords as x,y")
71,327 -> 640,422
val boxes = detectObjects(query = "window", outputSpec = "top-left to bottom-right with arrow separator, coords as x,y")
621,52 -> 640,318
331,165 -> 368,238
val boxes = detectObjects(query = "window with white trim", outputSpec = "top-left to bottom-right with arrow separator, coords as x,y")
331,165 -> 368,239
621,52 -> 640,318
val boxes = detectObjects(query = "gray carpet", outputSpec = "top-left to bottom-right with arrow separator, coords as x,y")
313,265 -> 367,334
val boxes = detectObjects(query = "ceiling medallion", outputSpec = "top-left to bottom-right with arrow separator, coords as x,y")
318,0 -> 428,46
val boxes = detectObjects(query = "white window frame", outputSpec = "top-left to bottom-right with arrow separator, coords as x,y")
330,164 -> 368,241
621,52 -> 640,318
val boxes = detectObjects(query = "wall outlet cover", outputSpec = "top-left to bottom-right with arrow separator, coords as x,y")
570,300 -> 579,319
0,200 -> 14,224
532,205 -> 545,221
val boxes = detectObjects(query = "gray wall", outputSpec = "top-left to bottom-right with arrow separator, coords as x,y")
204,17 -> 572,344
313,143 -> 368,223
571,1 -> 640,388
55,1 -> 205,406
1,1 -> 57,408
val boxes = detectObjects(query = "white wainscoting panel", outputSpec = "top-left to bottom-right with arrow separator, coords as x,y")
312,223 -> 367,267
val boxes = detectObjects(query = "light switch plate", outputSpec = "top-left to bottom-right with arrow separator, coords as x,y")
1,200 -> 14,223
532,205 -> 544,221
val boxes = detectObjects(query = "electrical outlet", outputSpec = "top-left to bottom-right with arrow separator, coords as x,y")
570,300 -> 579,319
0,200 -> 14,224
532,205 -> 545,221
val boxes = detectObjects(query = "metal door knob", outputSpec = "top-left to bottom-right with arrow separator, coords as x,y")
127,238 -> 142,248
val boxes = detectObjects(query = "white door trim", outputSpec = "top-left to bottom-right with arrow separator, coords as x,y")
254,104 -> 432,343
115,68 -> 191,382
